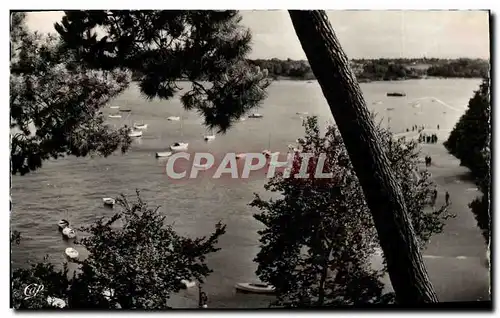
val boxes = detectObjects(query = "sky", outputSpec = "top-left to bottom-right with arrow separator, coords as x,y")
25,10 -> 490,59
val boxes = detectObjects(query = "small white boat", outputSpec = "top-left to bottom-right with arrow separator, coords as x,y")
373,101 -> 383,105
248,113 -> 263,118
47,296 -> 66,308
128,130 -> 143,138
65,247 -> 79,260
57,219 -> 69,230
167,116 -> 181,121
170,142 -> 188,151
108,114 -> 122,119
133,123 -> 148,129
296,112 -> 308,115
204,135 -> 216,141
180,279 -> 196,288
103,198 -> 115,206
109,106 -> 120,109
155,151 -> 173,158
235,283 -> 275,294
62,227 -> 76,239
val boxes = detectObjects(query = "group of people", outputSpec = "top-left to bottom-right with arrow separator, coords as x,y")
425,155 -> 432,167
419,133 -> 438,144
412,125 -> 425,132
430,189 -> 451,206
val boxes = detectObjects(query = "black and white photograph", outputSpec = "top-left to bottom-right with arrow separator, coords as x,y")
8,7 -> 492,310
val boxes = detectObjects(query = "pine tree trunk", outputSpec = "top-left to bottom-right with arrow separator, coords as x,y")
288,10 -> 438,304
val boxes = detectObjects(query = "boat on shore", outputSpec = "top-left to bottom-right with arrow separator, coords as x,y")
248,113 -> 263,118
235,283 -> 275,294
119,109 -> 132,112
109,106 -> 120,109
180,279 -> 196,289
167,116 -> 181,121
387,92 -> 406,97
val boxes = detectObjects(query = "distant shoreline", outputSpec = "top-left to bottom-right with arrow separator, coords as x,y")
132,76 -> 484,85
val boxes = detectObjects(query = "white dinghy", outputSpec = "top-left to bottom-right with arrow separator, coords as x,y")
103,197 -> 116,206
167,116 -> 180,121
133,123 -> 148,130
108,114 -> 122,119
155,151 -> 173,158
128,130 -> 143,138
170,142 -> 189,152
47,296 -> 66,308
64,247 -> 79,260
62,227 -> 76,239
109,106 -> 120,109
235,283 -> 275,294
204,129 -> 216,141
57,219 -> 70,230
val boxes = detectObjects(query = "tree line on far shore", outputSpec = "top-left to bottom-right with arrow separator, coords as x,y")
244,58 -> 489,81
130,57 -> 489,82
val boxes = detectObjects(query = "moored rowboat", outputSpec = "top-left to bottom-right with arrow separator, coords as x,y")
65,247 -> 79,260
235,283 -> 275,294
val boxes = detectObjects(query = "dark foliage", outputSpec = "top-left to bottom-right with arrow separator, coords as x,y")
445,78 -> 491,244
55,10 -> 271,133
251,116 -> 451,307
10,12 -> 132,175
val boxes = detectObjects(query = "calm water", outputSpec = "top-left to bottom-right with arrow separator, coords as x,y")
11,78 -> 481,308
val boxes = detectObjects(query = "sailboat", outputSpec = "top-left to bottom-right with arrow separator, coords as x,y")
262,133 -> 278,158
170,114 -> 189,151
204,129 -> 216,141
